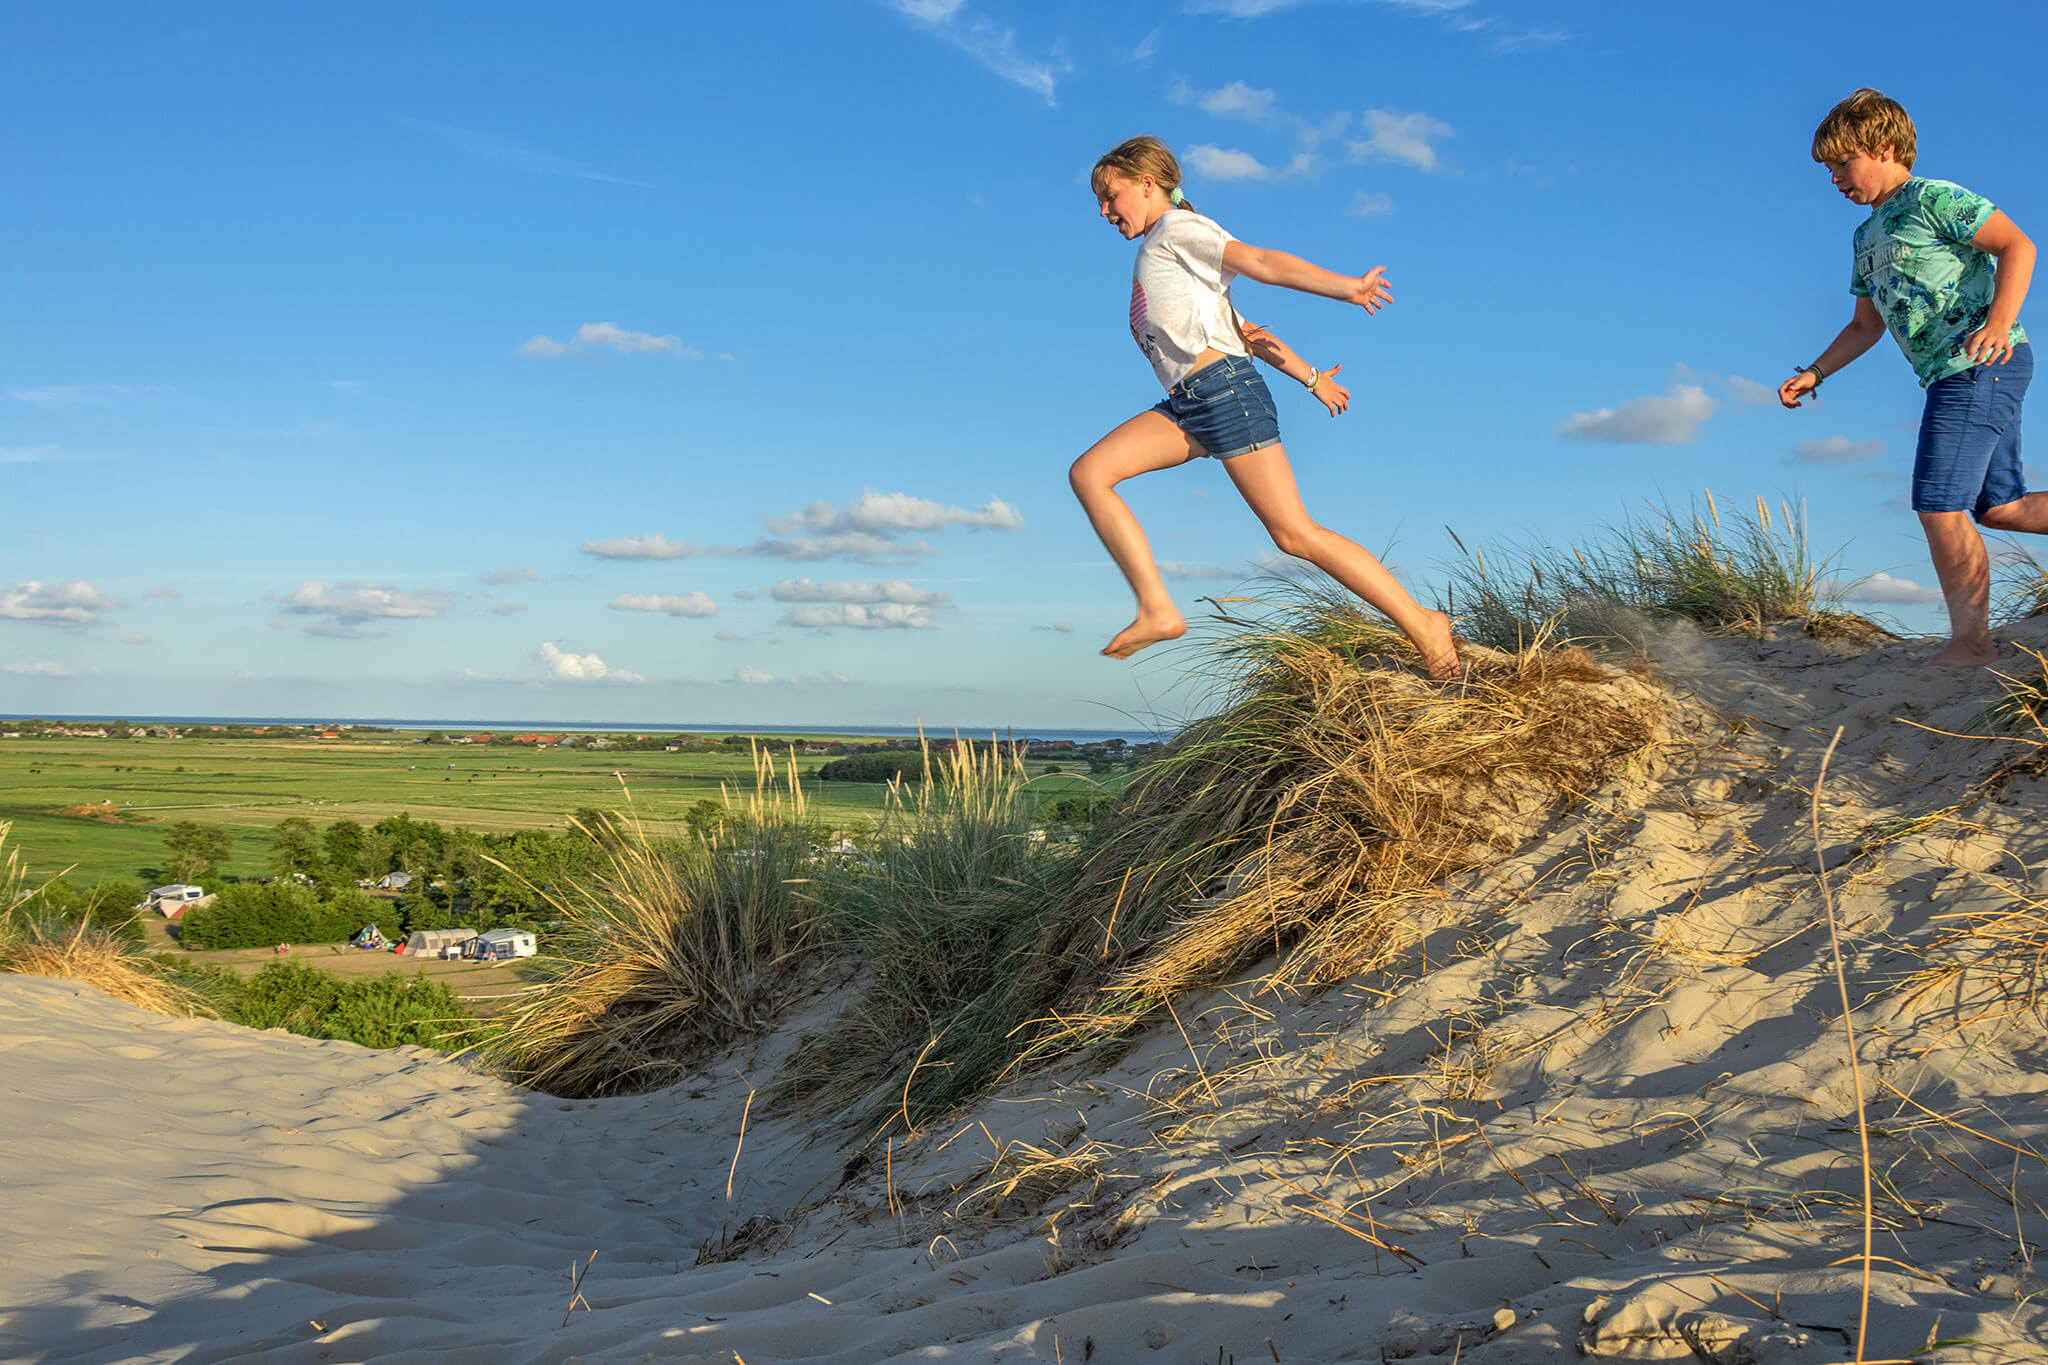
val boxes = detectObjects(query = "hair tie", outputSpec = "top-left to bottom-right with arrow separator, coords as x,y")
1167,186 -> 1185,206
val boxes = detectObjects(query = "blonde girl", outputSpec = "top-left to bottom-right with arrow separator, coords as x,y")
1076,135 -> 1458,678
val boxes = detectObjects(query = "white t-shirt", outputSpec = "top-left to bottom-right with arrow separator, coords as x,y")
1129,209 -> 1247,390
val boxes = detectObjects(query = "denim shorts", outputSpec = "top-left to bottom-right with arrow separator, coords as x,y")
1913,341 -> 2032,516
1150,354 -> 1282,459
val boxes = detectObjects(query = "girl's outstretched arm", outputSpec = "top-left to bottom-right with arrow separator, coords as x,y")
1239,322 -> 1350,416
1224,242 -> 1391,313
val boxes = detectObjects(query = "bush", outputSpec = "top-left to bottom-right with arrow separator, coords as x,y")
182,883 -> 402,950
17,877 -> 146,941
214,961 -> 469,1049
815,751 -> 930,783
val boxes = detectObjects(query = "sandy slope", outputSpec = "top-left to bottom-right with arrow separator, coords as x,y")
6,622 -> 2048,1363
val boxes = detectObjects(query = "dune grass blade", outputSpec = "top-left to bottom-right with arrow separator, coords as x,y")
1443,492 -> 1835,651
0,822 -> 216,1019
773,584 -> 1664,1133
480,749 -> 824,1097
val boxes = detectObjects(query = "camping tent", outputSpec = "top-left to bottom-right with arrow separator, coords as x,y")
402,927 -> 478,958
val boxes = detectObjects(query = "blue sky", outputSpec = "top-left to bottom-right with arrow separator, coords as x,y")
5,1 -> 2046,730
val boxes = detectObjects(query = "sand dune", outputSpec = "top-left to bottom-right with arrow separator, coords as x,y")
7,623 -> 2048,1362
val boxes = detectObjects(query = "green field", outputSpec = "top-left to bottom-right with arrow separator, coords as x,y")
0,731 -> 1115,884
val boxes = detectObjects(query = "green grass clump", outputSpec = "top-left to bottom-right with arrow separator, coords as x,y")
479,750 -> 827,1096
202,960 -> 469,1049
1444,492 -> 1834,651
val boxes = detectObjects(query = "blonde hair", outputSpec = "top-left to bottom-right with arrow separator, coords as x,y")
1812,88 -> 1916,169
1092,135 -> 1199,212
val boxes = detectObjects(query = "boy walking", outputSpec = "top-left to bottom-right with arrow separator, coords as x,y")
1780,88 -> 2038,666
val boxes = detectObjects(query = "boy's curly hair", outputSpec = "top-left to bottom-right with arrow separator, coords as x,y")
1812,88 -> 1916,169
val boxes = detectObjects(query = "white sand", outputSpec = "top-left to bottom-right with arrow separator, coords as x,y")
6,622 -> 2048,1363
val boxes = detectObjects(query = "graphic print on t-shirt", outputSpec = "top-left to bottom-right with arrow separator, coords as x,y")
1129,277 -> 1157,363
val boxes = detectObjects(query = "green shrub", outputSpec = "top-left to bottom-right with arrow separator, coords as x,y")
215,961 -> 469,1049
17,877 -> 146,941
816,751 -> 930,783
182,883 -> 402,950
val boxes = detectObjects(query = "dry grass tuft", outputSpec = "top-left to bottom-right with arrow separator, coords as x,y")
1443,491 -> 1833,651
774,584 -> 1664,1132
0,823 -> 215,1019
480,751 -> 825,1097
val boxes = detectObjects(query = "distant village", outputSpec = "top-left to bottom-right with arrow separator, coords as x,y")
1,718 -> 1157,763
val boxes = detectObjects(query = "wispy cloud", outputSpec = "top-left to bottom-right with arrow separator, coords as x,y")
1792,436 -> 1886,464
144,586 -> 183,600
539,642 -> 645,684
1184,144 -> 1313,182
609,591 -> 719,617
274,581 -> 454,635
520,322 -> 699,359
1724,375 -> 1776,405
0,580 -> 123,626
1350,109 -> 1455,171
584,491 -> 1022,569
7,384 -> 155,406
1348,190 -> 1396,217
481,567 -> 539,585
3,660 -> 72,677
1185,0 -> 1565,56
491,602 -> 528,616
1825,571 -> 1943,605
770,578 -> 949,606
401,117 -> 648,187
1160,560 -> 1244,580
581,533 -> 702,560
0,445 -> 74,465
1034,621 -> 1075,633
764,491 -> 1024,536
884,0 -> 1071,103
1556,384 -> 1716,445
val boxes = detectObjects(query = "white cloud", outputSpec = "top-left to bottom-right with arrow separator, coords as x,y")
1187,79 -> 1278,122
1792,436 -> 1886,464
769,578 -> 948,606
1350,109 -> 1454,171
0,580 -> 123,626
765,491 -> 1025,537
1131,26 -> 1162,61
3,660 -> 71,677
539,642 -> 644,684
610,591 -> 718,617
744,533 -> 939,563
1556,384 -> 1716,445
491,602 -> 529,615
121,634 -> 149,646
1160,561 -> 1244,580
1724,375 -> 1775,405
277,581 -> 454,625
303,622 -> 388,640
734,665 -> 777,684
581,533 -> 703,560
1829,571 -> 1944,605
781,602 -> 937,631
1348,190 -> 1397,217
522,322 -> 697,359
714,630 -> 741,642
884,0 -> 1069,103
1035,622 -> 1075,633
1185,145 -> 1279,181
482,567 -> 539,584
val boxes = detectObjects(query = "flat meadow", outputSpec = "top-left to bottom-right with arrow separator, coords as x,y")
0,729 -> 1112,884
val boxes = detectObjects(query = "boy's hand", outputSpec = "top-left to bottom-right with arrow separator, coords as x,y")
1963,321 -> 2018,366
1311,364 -> 1350,416
1349,268 -> 1392,314
1778,370 -> 1820,408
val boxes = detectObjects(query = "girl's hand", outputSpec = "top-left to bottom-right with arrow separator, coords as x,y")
1777,370 -> 1819,408
1349,267 -> 1392,314
1311,364 -> 1350,416
1963,321 -> 2017,366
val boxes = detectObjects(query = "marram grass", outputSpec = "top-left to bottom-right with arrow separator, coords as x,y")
1443,491 -> 1834,651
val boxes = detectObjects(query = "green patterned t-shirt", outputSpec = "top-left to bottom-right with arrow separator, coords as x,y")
1851,177 -> 2026,387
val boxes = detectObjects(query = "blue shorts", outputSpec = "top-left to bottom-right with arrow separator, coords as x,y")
1150,354 -> 1282,459
1913,341 -> 2032,516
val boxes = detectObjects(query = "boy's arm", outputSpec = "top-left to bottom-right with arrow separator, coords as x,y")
1965,210 -> 2035,365
1778,298 -> 1887,408
1222,241 -> 1391,314
1239,322 -> 1349,415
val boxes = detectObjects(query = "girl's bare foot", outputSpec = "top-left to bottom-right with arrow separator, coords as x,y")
1923,639 -> 1999,668
1103,610 -> 1187,659
1410,609 -> 1461,681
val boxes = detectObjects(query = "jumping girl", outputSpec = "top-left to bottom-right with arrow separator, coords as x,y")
1075,135 -> 1459,679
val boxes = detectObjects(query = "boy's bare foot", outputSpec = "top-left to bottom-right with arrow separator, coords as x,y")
1102,610 -> 1187,659
1410,609 -> 1461,681
1923,639 -> 1999,668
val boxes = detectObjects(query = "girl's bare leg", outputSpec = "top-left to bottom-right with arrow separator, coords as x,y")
1070,410 -> 1203,658
1222,443 -> 1461,679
